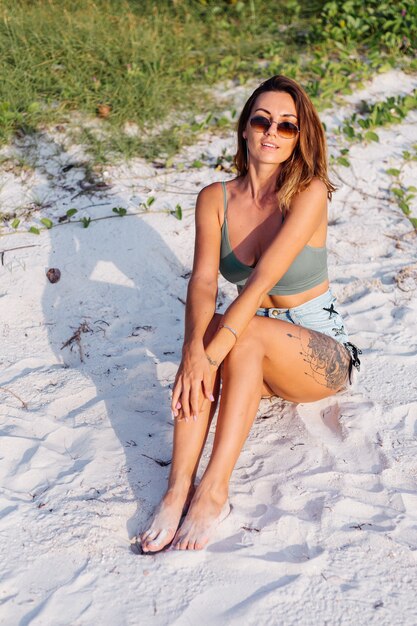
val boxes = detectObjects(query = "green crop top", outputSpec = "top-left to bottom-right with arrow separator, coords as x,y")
219,181 -> 328,296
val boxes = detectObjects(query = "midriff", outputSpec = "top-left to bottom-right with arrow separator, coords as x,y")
256,278 -> 330,309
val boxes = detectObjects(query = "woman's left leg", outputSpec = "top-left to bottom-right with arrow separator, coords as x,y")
172,316 -> 350,550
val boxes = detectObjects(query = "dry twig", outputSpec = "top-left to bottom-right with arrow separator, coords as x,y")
61,322 -> 92,362
0,386 -> 28,409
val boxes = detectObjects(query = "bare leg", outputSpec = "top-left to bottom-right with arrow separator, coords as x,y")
140,314 -> 223,552
172,334 -> 264,550
172,317 -> 350,550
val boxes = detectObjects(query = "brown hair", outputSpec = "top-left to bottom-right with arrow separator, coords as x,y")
234,75 -> 337,214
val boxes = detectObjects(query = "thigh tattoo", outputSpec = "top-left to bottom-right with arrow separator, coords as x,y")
287,328 -> 351,391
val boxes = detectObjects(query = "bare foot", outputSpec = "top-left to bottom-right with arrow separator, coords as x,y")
172,489 -> 230,551
140,485 -> 195,553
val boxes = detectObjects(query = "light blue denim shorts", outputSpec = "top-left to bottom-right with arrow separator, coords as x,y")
255,289 -> 361,382
256,289 -> 348,344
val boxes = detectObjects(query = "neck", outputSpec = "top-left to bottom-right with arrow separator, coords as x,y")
243,162 -> 281,204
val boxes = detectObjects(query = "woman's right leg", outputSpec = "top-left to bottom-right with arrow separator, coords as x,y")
140,314 -> 223,552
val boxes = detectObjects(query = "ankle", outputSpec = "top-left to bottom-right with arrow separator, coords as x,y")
196,478 -> 229,503
167,475 -> 194,494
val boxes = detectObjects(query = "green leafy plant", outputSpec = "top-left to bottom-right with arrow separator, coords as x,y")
1,0 -> 415,160
338,90 -> 417,144
170,204 -> 182,220
112,207 -> 127,216
385,147 -> 417,227
139,196 -> 155,212
312,1 -> 417,54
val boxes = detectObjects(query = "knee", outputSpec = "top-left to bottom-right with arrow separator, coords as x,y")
224,319 -> 263,360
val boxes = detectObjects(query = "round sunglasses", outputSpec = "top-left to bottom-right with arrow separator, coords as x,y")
249,115 -> 300,139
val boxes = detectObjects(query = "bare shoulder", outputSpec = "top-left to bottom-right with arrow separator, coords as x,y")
306,177 -> 328,196
291,177 -> 328,213
196,181 -> 223,203
195,181 -> 225,226
293,177 -> 328,205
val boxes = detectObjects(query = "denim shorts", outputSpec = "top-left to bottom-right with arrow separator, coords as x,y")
255,289 -> 361,383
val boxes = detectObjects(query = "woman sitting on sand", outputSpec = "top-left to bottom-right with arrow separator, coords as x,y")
140,74 -> 361,553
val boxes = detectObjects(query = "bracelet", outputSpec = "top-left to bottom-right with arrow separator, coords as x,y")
205,352 -> 218,367
219,323 -> 238,340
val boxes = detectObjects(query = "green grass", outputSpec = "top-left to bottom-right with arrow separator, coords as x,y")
1,0 -> 416,162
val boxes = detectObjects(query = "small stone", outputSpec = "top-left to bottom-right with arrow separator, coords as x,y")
130,542 -> 141,555
46,268 -> 61,283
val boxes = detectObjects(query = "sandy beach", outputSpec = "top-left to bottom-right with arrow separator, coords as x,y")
1,68 -> 417,625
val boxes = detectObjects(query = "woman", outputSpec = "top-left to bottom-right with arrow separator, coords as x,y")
140,75 -> 361,553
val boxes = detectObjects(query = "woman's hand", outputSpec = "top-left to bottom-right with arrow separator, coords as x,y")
171,343 -> 217,422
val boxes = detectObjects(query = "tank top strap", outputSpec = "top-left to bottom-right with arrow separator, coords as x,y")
221,181 -> 228,221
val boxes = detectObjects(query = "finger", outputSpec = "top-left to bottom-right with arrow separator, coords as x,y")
171,379 -> 183,415
175,407 -> 186,422
202,372 -> 215,402
171,402 -> 182,421
190,382 -> 201,421
180,382 -> 191,422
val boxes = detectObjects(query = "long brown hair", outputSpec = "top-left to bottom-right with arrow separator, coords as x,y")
234,75 -> 337,214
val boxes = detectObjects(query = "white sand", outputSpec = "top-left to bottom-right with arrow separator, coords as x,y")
1,69 -> 417,625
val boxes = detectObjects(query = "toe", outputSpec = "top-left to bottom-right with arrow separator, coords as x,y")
142,529 -> 157,542
141,530 -> 157,549
178,538 -> 188,550
172,531 -> 182,549
184,533 -> 195,548
146,528 -> 171,552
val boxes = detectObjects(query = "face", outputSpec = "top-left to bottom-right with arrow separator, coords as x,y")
243,91 -> 299,167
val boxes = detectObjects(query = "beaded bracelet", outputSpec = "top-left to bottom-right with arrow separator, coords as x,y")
219,323 -> 238,340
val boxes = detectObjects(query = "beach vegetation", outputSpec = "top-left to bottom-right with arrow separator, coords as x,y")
338,90 -> 417,145
40,218 -> 53,229
386,144 -> 417,228
0,0 -> 416,163
18,200 -> 190,236
170,204 -> 183,220
112,207 -> 127,217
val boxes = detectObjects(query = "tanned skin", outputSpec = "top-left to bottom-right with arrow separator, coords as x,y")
140,90 -> 351,553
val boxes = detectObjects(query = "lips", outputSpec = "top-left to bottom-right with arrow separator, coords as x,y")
261,142 -> 278,149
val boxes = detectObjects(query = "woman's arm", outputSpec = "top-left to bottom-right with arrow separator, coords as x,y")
171,183 -> 223,420
205,178 -> 328,365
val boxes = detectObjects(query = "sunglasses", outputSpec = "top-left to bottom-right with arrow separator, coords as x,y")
249,115 -> 300,139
